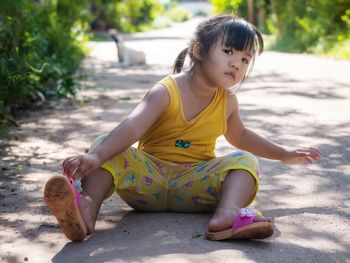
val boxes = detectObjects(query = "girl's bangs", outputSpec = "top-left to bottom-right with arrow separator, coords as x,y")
221,19 -> 263,55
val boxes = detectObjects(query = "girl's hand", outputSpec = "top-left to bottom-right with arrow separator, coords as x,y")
62,153 -> 102,180
282,148 -> 321,165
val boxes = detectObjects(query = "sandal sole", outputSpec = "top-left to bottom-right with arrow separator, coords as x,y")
44,176 -> 87,241
206,222 -> 274,240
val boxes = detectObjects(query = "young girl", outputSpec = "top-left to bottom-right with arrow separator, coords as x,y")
44,14 -> 321,242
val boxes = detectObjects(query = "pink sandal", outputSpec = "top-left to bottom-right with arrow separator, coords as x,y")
44,175 -> 87,241
205,208 -> 274,240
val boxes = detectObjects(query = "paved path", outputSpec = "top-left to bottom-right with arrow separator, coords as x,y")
1,18 -> 350,262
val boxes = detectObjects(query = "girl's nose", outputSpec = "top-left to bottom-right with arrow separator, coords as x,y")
230,58 -> 239,70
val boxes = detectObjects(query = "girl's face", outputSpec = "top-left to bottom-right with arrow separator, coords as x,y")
199,39 -> 252,89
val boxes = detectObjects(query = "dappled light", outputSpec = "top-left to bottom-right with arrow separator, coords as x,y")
1,5 -> 350,263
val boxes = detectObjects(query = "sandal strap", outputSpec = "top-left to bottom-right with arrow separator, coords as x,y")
67,178 -> 81,206
232,208 -> 258,230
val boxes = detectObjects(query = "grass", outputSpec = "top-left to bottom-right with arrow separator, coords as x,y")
263,34 -> 350,60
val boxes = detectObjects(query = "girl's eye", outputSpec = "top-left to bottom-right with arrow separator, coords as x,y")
224,49 -> 232,55
242,58 -> 249,64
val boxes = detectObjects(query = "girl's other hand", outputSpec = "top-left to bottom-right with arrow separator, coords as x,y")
282,148 -> 321,165
61,153 -> 102,180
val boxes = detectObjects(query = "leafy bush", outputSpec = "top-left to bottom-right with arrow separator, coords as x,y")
0,0 -> 89,131
0,0 -> 192,134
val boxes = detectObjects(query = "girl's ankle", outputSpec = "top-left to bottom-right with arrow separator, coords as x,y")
215,204 -> 240,214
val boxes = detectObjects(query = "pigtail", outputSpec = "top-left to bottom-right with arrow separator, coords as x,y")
173,48 -> 188,74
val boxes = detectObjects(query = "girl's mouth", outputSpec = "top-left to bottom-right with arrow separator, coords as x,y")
225,72 -> 236,80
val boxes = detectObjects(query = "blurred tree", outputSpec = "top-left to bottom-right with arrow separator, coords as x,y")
210,0 -> 248,17
270,0 -> 350,53
210,0 -> 350,57
89,0 -> 165,33
247,0 -> 254,23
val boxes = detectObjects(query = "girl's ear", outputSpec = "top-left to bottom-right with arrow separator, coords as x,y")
192,42 -> 202,61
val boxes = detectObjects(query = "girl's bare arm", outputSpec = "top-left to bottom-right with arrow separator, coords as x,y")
62,83 -> 169,179
224,94 -> 320,163
92,84 -> 169,161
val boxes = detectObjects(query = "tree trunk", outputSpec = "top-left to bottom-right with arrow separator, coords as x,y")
247,0 -> 255,24
257,0 -> 264,29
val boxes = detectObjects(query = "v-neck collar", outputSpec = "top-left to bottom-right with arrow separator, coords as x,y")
171,76 -> 218,124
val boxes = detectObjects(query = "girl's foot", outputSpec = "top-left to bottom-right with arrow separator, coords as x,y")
208,207 -> 272,232
78,193 -> 97,234
44,176 -> 98,241
206,207 -> 274,240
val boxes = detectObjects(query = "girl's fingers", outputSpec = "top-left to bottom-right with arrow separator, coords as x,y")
72,158 -> 96,180
65,157 -> 81,178
311,147 -> 321,155
71,166 -> 81,180
284,148 -> 321,164
63,155 -> 77,166
305,156 -> 313,164
61,154 -> 98,180
65,160 -> 75,176
62,156 -> 78,175
298,148 -> 321,161
293,151 -> 315,164
303,151 -> 316,163
307,148 -> 321,160
61,157 -> 70,168
296,150 -> 309,158
72,163 -> 89,180
62,158 -> 71,174
310,152 -> 320,160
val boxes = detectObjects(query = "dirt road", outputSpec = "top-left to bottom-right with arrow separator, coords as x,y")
1,18 -> 349,262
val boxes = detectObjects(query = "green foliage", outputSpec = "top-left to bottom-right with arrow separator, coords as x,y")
210,0 -> 350,58
151,1 -> 191,29
116,0 -> 164,32
91,0 -> 165,33
271,0 -> 350,54
321,38 -> 350,59
0,0 -> 89,132
165,6 -> 192,22
209,0 -> 247,17
151,16 -> 173,29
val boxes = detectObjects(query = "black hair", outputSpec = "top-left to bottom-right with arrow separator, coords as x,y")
173,14 -> 264,80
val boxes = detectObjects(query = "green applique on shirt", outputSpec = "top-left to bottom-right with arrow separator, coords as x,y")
175,140 -> 191,149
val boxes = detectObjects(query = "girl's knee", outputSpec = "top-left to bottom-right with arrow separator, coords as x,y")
226,169 -> 256,184
229,151 -> 260,176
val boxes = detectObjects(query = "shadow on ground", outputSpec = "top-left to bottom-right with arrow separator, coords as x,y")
51,212 -> 344,263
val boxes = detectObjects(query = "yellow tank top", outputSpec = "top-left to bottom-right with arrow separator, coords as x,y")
138,75 -> 227,163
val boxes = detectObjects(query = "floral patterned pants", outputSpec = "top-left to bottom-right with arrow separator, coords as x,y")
90,135 -> 259,212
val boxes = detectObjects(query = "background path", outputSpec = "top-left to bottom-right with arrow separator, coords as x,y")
1,18 -> 349,262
